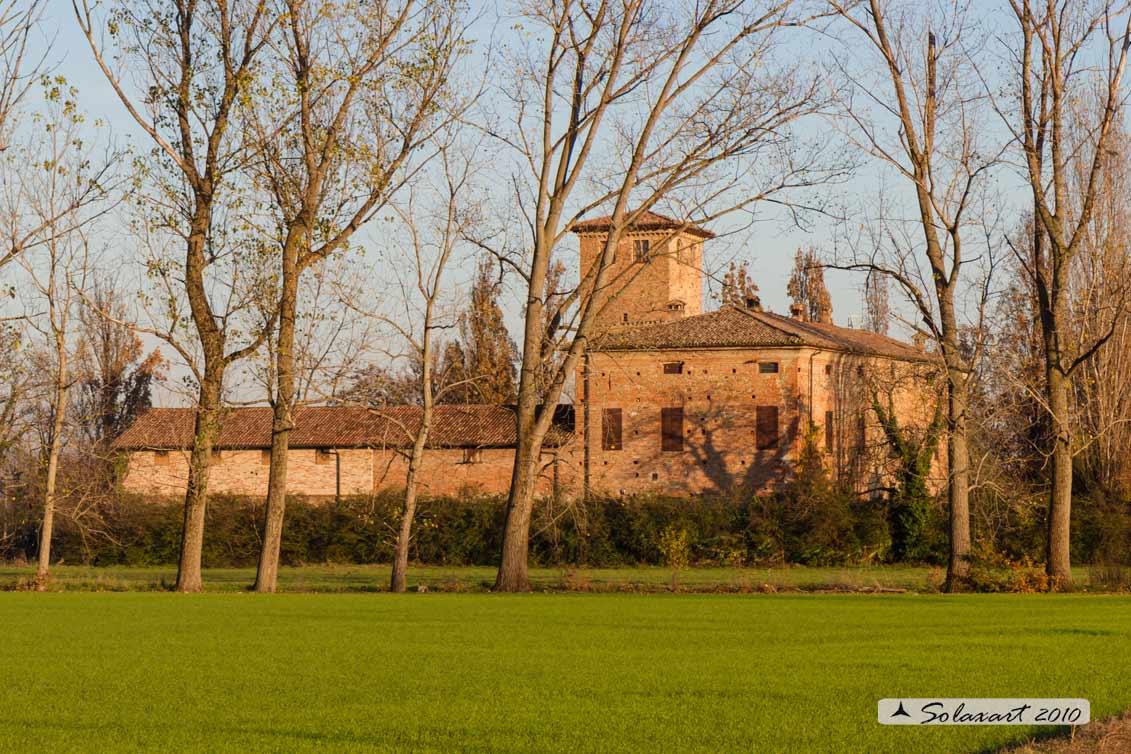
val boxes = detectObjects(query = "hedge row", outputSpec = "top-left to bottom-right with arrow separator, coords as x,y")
1,485 -> 1126,568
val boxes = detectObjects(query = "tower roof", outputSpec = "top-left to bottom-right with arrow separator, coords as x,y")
569,209 -> 715,239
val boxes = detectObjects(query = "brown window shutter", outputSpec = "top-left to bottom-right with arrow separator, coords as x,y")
661,407 -> 684,452
756,405 -> 779,450
602,408 -> 623,451
825,410 -> 834,451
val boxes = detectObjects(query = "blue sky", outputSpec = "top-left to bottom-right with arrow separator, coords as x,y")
21,0 -> 1029,405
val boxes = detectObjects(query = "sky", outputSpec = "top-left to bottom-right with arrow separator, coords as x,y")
17,0 -> 1031,407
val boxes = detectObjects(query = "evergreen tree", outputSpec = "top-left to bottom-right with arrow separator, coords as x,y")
719,261 -> 760,309
442,259 -> 519,404
786,245 -> 833,323
863,269 -> 890,335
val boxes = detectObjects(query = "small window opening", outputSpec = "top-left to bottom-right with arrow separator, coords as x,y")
759,362 -> 779,374
633,238 -> 651,262
663,362 -> 684,375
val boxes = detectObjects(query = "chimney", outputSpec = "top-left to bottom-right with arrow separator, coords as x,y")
789,302 -> 806,321
744,295 -> 762,312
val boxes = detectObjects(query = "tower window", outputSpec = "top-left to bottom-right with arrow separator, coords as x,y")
758,361 -> 779,374
756,406 -> 779,450
602,408 -> 623,451
661,407 -> 684,452
667,301 -> 685,312
633,239 -> 650,262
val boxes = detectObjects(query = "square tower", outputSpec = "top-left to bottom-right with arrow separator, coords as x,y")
571,210 -> 714,332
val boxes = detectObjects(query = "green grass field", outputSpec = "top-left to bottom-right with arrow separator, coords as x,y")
2,591 -> 1128,753
0,562 -> 947,593
0,562 -> 1106,594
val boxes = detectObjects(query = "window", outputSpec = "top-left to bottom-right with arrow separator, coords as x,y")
825,411 -> 834,451
622,312 -> 629,324
667,301 -> 685,313
633,238 -> 650,262
759,361 -> 779,374
261,449 -> 271,466
315,449 -> 333,465
154,450 -> 170,466
661,407 -> 684,452
662,362 -> 684,375
463,448 -> 483,464
756,406 -> 779,450
856,415 -> 867,450
824,364 -> 832,375
602,408 -> 623,451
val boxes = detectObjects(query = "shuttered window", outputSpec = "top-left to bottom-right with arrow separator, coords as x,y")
633,239 -> 651,262
661,407 -> 684,452
756,406 -> 779,450
825,410 -> 834,451
602,408 -> 623,451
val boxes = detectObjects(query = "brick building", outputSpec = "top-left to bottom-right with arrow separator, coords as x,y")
113,212 -> 942,500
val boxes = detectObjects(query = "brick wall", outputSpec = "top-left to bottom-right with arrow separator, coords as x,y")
580,345 -> 945,497
581,347 -> 803,496
578,230 -> 704,329
122,448 -> 374,499
121,445 -> 582,501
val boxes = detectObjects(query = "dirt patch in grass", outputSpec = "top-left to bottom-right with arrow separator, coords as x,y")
996,714 -> 1131,753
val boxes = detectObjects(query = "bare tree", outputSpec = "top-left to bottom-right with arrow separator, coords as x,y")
4,78 -> 119,587
383,145 -> 476,593
0,0 -> 45,150
828,0 -> 1002,590
9,81 -> 115,588
75,0 -> 278,592
483,0 -> 838,591
244,0 -> 466,592
994,0 -> 1131,585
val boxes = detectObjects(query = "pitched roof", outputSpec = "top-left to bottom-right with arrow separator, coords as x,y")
111,404 -> 574,451
592,305 -> 930,361
569,209 -> 715,239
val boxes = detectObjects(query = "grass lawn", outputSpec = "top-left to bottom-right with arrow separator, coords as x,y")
1,592 -> 1128,753
0,562 -> 949,593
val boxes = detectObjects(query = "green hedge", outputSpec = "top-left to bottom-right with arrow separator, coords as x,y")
2,484 -> 1125,568
0,487 -> 895,568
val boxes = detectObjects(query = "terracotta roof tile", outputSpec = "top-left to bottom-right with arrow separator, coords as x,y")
592,305 -> 930,361
570,209 -> 715,239
111,404 -> 574,451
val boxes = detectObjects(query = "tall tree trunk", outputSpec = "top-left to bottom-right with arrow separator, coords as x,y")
255,235 -> 299,593
34,337 -> 68,591
1046,366 -> 1073,585
944,369 -> 971,591
175,365 -> 223,593
391,430 -> 429,593
495,433 -> 541,592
